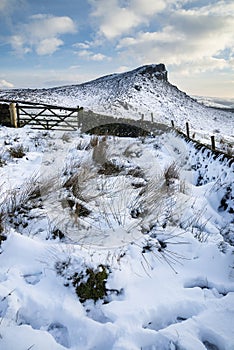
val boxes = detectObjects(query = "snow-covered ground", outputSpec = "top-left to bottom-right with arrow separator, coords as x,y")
193,96 -> 234,110
0,125 -> 233,350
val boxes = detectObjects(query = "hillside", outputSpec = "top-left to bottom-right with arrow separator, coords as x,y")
0,64 -> 234,349
0,64 -> 233,138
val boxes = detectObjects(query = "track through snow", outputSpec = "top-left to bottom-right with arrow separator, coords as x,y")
0,126 -> 234,350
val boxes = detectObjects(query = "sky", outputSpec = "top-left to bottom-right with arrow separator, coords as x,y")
0,0 -> 233,98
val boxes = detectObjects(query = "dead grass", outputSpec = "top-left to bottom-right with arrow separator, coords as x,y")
0,155 -> 6,167
0,212 -> 4,234
8,144 -> 27,158
90,136 -> 99,148
126,166 -> 144,178
164,162 -> 180,186
0,174 -> 55,230
98,161 -> 122,176
63,165 -> 97,201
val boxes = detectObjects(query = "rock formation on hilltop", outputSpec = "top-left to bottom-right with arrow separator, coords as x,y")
135,63 -> 168,81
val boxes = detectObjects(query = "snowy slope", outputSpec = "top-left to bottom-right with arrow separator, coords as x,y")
0,126 -> 234,350
0,64 -> 233,138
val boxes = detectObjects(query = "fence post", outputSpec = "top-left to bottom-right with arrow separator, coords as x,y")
151,112 -> 154,123
171,120 -> 174,128
9,102 -> 18,128
16,103 -> 20,127
77,107 -> 81,128
79,108 -> 84,129
211,136 -> 215,151
186,122 -> 190,138
140,113 -> 144,129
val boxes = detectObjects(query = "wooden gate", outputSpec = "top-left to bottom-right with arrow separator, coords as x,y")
16,104 -> 82,130
15,103 -> 83,131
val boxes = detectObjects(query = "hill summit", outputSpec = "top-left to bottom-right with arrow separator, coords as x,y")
0,64 -> 233,136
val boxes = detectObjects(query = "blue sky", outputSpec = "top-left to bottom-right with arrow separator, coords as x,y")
0,0 -> 233,98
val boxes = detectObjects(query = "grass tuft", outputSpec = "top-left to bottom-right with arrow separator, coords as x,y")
8,145 -> 27,158
164,162 -> 180,186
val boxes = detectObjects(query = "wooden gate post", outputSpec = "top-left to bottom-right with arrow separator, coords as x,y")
76,106 -> 82,128
211,136 -> 215,151
9,103 -> 18,128
16,103 -> 20,127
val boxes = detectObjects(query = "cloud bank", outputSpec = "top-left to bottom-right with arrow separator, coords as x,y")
89,0 -> 234,75
0,79 -> 14,88
9,14 -> 76,55
89,0 -> 167,39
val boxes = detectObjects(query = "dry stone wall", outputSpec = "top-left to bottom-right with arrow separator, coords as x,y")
0,103 -> 11,126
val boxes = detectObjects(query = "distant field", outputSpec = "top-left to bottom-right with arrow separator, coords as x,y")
194,95 -> 234,110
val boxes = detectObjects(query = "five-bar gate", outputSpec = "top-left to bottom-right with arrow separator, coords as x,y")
16,103 -> 83,131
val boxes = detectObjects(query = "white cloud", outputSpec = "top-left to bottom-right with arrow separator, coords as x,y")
2,68 -> 101,88
73,42 -> 91,49
180,0 -> 234,16
27,14 -> 76,39
9,14 -> 76,56
91,53 -> 108,61
0,79 -> 14,88
78,49 -> 91,58
36,38 -> 64,55
69,65 -> 81,70
117,3 -> 234,74
10,35 -> 31,55
131,0 -> 167,16
0,0 -> 25,14
89,0 -> 167,39
117,27 -> 184,49
77,49 -> 110,61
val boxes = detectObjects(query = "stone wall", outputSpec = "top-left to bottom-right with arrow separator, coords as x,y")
0,103 -> 11,126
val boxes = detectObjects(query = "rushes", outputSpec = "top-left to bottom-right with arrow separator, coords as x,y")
0,174 -> 55,235
63,164 -> 97,202
0,134 -> 184,253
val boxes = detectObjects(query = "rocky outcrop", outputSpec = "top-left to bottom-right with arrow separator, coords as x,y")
137,64 -> 168,81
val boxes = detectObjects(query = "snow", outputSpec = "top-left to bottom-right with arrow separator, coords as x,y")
0,120 -> 234,350
193,95 -> 234,109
